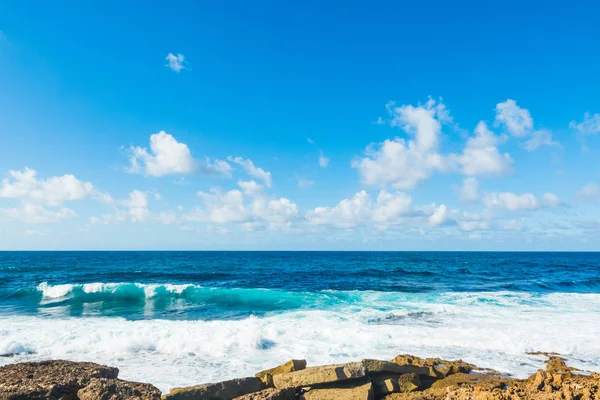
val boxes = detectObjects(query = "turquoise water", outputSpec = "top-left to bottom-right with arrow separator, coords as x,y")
1,251 -> 599,390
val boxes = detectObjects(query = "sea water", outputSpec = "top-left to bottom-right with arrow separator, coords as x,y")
1,251 -> 599,391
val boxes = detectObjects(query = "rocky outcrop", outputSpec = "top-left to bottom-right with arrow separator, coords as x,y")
256,360 -> 307,387
372,373 -> 420,396
362,360 -> 429,377
233,388 -> 297,400
77,378 -> 161,400
163,377 -> 265,400
273,362 -> 366,389
300,381 -> 374,400
0,360 -> 119,400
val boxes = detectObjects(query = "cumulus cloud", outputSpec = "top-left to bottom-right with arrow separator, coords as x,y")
0,168 -> 111,206
459,177 -> 479,202
495,99 -> 533,137
318,150 -> 329,168
127,131 -> 230,178
353,98 -> 449,189
453,122 -> 513,176
570,113 -> 600,135
482,192 -> 539,211
429,204 -> 449,227
1,204 -> 77,224
306,191 -> 372,229
90,190 -> 175,225
227,157 -> 272,187
165,53 -> 186,72
524,129 -> 560,151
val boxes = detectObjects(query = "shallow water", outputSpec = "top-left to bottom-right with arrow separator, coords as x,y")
1,251 -> 599,391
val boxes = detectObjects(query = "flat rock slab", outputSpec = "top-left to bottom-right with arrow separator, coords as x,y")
256,360 -> 307,387
78,378 -> 161,400
0,360 -> 119,400
300,381 -> 374,400
233,387 -> 296,400
372,373 -> 420,395
273,362 -> 366,389
163,377 -> 265,400
362,360 -> 429,376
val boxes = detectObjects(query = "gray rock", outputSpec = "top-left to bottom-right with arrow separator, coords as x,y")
163,377 -> 265,400
78,378 -> 161,400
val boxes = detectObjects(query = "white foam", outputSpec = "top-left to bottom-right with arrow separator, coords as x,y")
2,291 -> 600,393
37,282 -> 74,299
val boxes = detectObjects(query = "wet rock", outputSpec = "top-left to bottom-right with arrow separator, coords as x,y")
77,378 -> 161,400
256,360 -> 307,387
300,381 -> 374,400
162,377 -> 265,400
272,362 -> 366,389
233,387 -> 296,400
0,360 -> 119,400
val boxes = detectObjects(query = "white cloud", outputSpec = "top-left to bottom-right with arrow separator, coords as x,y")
127,131 -> 196,177
524,129 -> 560,151
1,204 -> 77,223
353,99 -> 449,189
495,99 -> 533,137
454,122 -> 513,176
205,158 -> 233,178
429,204 -> 448,226
371,191 -> 413,225
306,191 -> 372,229
0,168 -> 111,206
165,53 -> 186,72
483,192 -> 539,211
90,190 -> 175,225
570,113 -> 600,135
459,177 -> 479,202
227,157 -> 272,187
576,184 -> 600,201
296,176 -> 314,189
318,150 -> 329,168
543,193 -> 560,207
238,180 -> 264,195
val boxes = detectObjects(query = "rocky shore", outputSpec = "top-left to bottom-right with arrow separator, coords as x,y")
1,354 -> 598,400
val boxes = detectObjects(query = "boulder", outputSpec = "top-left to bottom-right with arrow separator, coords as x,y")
300,381 -> 373,400
256,360 -> 307,387
273,362 -> 366,389
77,378 -> 161,400
372,373 -> 420,395
390,355 -> 474,378
233,387 -> 296,400
163,377 -> 265,400
0,360 -> 119,400
361,360 -> 429,376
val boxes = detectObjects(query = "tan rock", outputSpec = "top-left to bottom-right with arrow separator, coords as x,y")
233,387 -> 296,399
362,359 -> 429,376
273,362 -> 366,389
390,354 -> 474,378
0,360 -> 119,400
256,360 -> 307,387
300,381 -> 374,400
163,377 -> 265,400
77,378 -> 161,400
373,373 -> 420,395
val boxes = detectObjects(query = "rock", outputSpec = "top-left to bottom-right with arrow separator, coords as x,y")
233,387 -> 296,400
0,360 -> 119,400
163,377 -> 265,400
77,378 -> 161,400
300,381 -> 374,400
390,355 -> 475,379
256,360 -> 307,387
361,360 -> 429,376
372,373 -> 420,395
273,362 -> 366,389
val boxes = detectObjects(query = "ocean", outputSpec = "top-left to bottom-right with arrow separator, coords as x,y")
1,251 -> 599,391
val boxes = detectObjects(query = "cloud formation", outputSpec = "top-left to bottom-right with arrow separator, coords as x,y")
165,53 -> 186,72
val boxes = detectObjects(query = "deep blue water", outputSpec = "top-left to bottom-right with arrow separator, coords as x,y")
1,251 -> 599,320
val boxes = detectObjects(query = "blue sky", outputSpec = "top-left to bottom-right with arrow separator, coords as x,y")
1,0 -> 600,250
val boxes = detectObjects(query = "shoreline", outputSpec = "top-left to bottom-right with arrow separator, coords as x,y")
1,353 -> 598,399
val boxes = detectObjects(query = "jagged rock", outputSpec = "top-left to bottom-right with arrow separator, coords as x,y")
162,377 -> 265,400
273,362 -> 366,389
372,373 -> 420,395
0,360 -> 119,400
77,378 -> 161,400
390,354 -> 475,378
300,381 -> 374,400
233,387 -> 296,399
362,360 -> 429,376
256,360 -> 307,387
